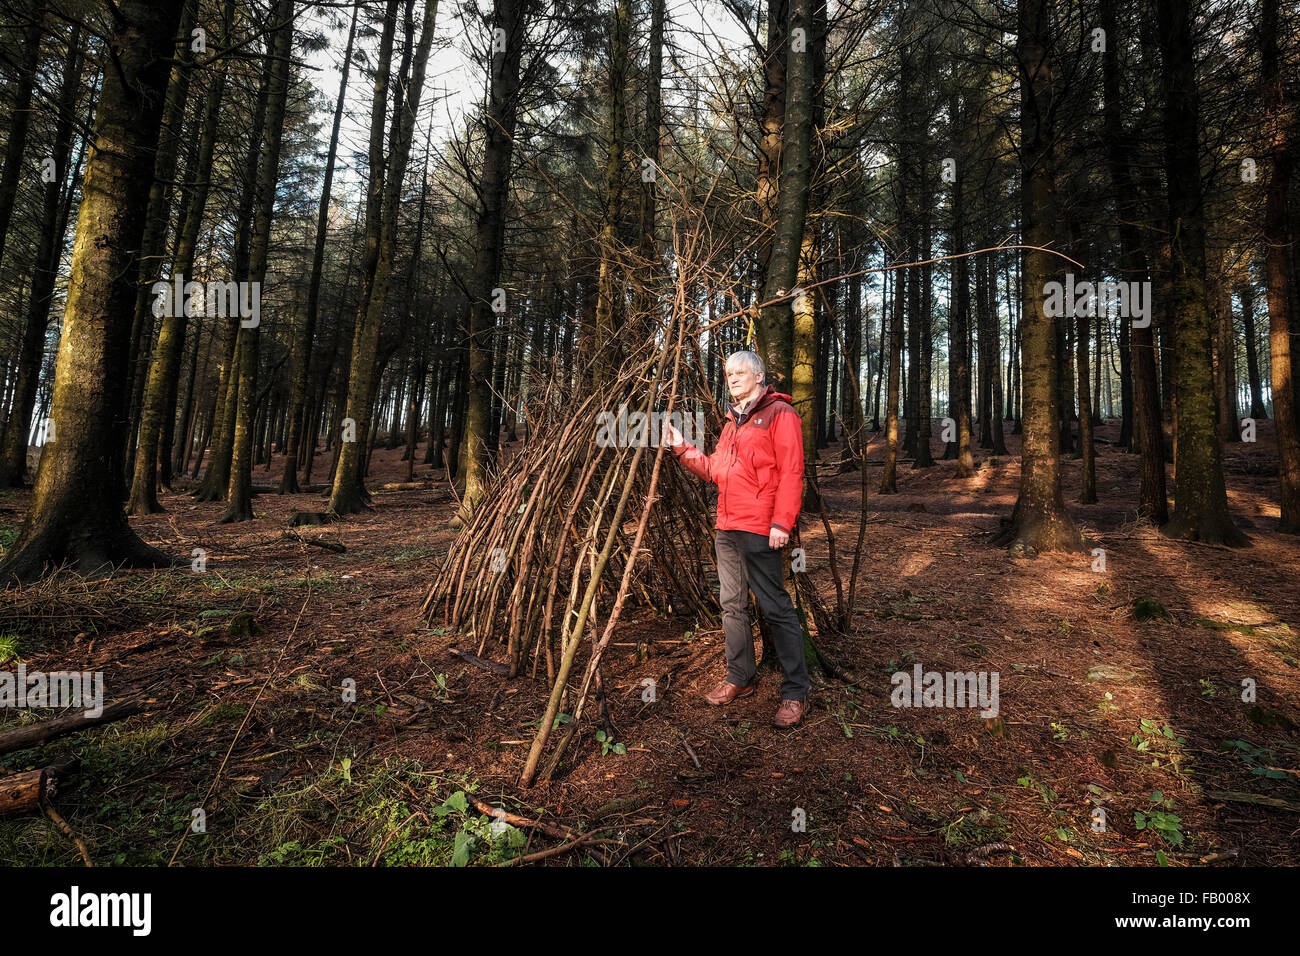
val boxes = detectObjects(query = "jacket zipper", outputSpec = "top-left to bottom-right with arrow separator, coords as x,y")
721,393 -> 763,530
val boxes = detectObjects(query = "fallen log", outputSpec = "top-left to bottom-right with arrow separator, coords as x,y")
0,756 -> 80,817
0,769 -> 47,816
304,538 -> 346,553
0,699 -> 146,757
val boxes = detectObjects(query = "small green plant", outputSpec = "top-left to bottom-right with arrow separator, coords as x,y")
0,634 -> 20,665
1017,772 -> 1059,808
594,730 -> 626,756
1134,791 -> 1183,845
1199,678 -> 1217,698
833,703 -> 855,738
292,673 -> 324,692
432,673 -> 450,701
1050,722 -> 1068,741
1130,718 -> 1186,752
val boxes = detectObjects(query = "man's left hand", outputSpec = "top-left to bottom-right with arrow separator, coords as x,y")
769,527 -> 789,549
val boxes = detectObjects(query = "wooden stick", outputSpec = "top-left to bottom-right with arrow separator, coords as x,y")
43,802 -> 94,866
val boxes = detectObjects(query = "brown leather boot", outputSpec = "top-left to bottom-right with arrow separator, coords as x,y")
773,698 -> 809,728
704,680 -> 755,705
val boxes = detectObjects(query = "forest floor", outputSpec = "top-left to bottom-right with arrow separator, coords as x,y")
2,419 -> 1298,867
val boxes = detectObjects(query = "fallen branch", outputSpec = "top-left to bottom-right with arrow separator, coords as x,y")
43,801 -> 93,866
468,795 -> 576,840
0,700 -> 146,757
448,647 -> 509,675
303,537 -> 346,553
497,831 -> 607,866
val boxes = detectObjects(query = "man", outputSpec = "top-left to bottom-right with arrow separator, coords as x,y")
664,350 -> 811,728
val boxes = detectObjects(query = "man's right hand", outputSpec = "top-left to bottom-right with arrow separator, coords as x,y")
663,421 -> 684,447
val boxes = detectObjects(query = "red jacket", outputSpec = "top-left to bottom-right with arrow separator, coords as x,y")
673,385 -> 804,536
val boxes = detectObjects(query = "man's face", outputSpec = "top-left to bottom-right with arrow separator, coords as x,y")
726,361 -> 762,403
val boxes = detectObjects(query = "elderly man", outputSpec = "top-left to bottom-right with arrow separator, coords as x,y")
664,350 -> 811,728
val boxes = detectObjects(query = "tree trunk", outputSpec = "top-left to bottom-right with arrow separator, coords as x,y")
330,0 -> 439,515
0,0 -> 45,275
948,101 -> 974,477
1101,0 -> 1166,521
1261,0 -> 1300,532
592,0 -> 631,386
195,27 -> 274,503
992,0 -> 1083,554
220,0 -> 296,523
0,0 -> 188,583
759,0 -> 813,390
127,0 -> 233,513
0,21 -> 82,487
122,0 -> 199,493
880,249 -> 904,494
754,0 -> 789,383
1155,0 -> 1246,545
453,0 -> 528,527
282,1 -> 358,493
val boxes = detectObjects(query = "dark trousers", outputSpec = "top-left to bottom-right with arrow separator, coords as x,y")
713,529 -> 811,702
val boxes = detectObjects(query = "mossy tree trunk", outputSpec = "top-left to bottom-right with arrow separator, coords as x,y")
0,0 -> 188,584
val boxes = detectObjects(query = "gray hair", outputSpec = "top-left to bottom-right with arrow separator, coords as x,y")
725,350 -> 765,382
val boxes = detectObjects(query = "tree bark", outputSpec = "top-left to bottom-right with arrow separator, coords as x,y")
453,0 -> 529,527
220,0 -> 296,523
0,0 -> 188,583
992,0 -> 1083,554
1155,0 -> 1246,545
1261,0 -> 1300,532
330,0 -> 440,515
